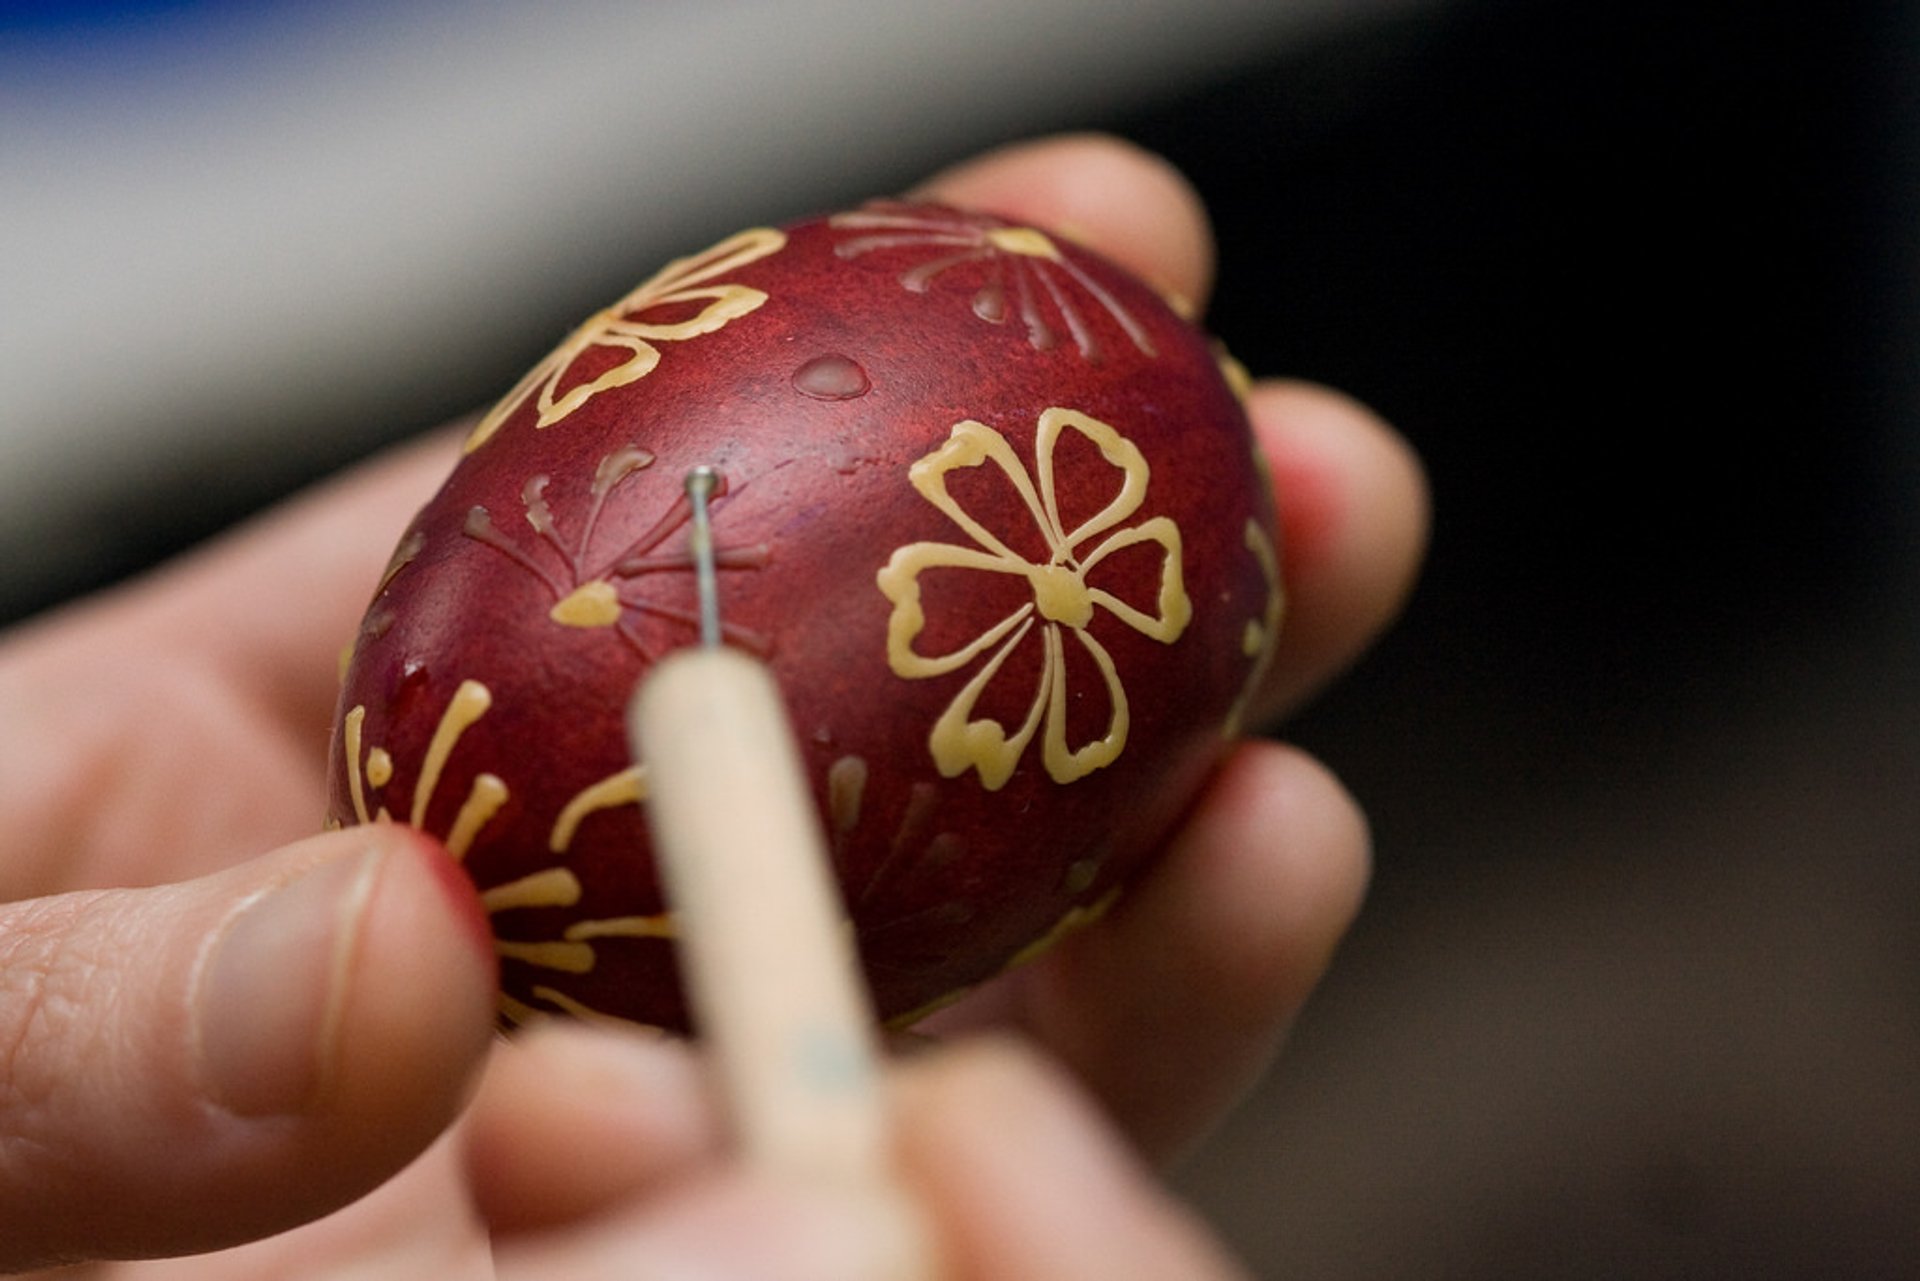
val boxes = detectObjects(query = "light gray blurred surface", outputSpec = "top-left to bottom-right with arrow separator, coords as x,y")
0,0 -> 1423,608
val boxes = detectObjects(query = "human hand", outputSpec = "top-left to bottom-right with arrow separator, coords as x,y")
469,1027 -> 1258,1279
0,133 -> 1426,1275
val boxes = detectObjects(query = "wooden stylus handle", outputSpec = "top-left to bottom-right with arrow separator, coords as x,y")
629,645 -> 888,1184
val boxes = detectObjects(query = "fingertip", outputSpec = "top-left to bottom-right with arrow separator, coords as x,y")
891,1035 -> 1079,1126
1254,380 -> 1430,589
466,1020 -> 718,1236
317,825 -> 498,1137
1139,741 -> 1372,1054
1000,740 -> 1372,1159
891,1038 -> 1248,1280
912,132 -> 1216,313
189,824 -> 500,1231
491,1166 -> 937,1281
1187,741 -> 1373,990
890,1036 -> 1135,1185
1250,379 -> 1430,718
0,825 -> 499,1268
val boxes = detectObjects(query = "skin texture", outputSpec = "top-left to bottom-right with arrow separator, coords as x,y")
0,134 -> 1427,1278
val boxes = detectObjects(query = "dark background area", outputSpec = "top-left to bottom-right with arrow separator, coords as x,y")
6,1 -> 1916,1276
1138,3 -> 1920,1277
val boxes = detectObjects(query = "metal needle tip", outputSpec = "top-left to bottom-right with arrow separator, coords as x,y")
684,466 -> 723,649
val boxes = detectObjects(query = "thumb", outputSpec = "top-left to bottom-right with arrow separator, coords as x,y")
0,824 -> 497,1270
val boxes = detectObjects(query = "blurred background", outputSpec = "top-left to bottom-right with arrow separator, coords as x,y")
3,1 -> 1915,1275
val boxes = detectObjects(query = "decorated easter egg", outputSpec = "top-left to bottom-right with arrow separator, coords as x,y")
327,201 -> 1282,1031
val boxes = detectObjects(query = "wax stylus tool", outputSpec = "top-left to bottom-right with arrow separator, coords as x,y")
628,466 -> 901,1189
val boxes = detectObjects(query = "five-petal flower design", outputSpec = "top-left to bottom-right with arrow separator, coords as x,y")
877,408 -> 1191,790
464,227 -> 788,453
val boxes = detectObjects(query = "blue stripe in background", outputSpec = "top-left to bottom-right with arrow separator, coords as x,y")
1,0 -> 217,31
0,0 -> 367,96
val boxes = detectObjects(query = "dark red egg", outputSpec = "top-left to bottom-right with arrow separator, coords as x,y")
327,201 -> 1282,1031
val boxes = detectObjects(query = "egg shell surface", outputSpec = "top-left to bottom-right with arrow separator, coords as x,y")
327,202 -> 1282,1030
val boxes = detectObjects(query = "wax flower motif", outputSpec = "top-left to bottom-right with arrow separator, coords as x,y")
463,446 -> 769,661
464,227 -> 788,453
336,680 -> 674,1030
830,203 -> 1155,361
877,408 -> 1191,791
